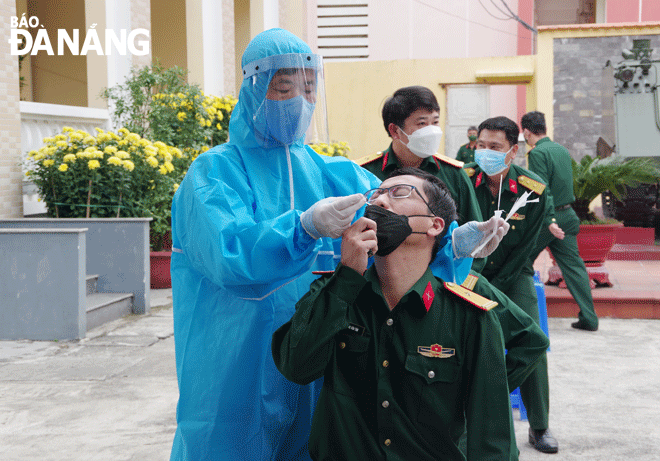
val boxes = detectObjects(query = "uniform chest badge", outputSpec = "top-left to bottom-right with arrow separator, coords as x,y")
418,344 -> 456,358
508,213 -> 525,220
509,178 -> 518,194
423,282 -> 434,312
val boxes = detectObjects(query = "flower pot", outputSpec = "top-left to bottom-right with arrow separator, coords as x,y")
150,251 -> 172,289
547,222 -> 623,288
575,223 -> 623,266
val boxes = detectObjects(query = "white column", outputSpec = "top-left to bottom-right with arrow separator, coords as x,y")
201,0 -> 224,96
105,0 -> 132,90
263,0 -> 279,30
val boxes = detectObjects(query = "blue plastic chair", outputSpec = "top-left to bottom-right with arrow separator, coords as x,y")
510,271 -> 549,421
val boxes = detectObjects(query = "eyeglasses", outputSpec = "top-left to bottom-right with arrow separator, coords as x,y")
364,184 -> 435,214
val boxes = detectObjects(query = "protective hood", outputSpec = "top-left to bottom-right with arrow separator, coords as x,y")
229,28 -> 328,150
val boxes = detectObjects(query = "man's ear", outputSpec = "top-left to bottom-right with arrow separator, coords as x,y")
388,123 -> 402,140
509,143 -> 519,161
428,217 -> 445,238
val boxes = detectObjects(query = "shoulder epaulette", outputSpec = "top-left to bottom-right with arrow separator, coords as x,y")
461,274 -> 479,291
433,154 -> 464,168
518,175 -> 546,195
464,167 -> 476,177
355,151 -> 383,166
444,282 -> 497,311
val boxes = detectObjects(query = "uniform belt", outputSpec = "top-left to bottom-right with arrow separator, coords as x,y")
555,204 -> 572,211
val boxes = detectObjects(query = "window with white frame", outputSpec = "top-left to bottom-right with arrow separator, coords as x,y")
317,0 -> 368,61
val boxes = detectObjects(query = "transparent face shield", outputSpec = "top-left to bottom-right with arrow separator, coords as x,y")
243,53 -> 329,148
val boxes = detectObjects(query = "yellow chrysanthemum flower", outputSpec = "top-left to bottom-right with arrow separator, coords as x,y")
58,164 -> 68,172
62,126 -> 74,133
164,152 -> 173,162
173,183 -> 179,193
159,165 -> 168,175
83,136 -> 96,145
88,160 -> 101,170
28,150 -> 38,158
178,112 -> 190,121
43,137 -> 55,144
122,160 -> 135,171
95,127 -> 105,134
54,134 -> 67,142
164,161 -> 174,173
217,111 -> 223,121
118,127 -> 129,136
69,132 -> 84,142
107,156 -> 122,166
154,141 -> 167,149
116,151 -> 130,159
146,156 -> 159,168
63,154 -> 76,163
127,133 -> 141,143
104,146 -> 118,154
43,159 -> 55,167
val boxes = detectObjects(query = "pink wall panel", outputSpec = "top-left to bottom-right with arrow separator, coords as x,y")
607,0 -> 640,23
642,0 -> 660,22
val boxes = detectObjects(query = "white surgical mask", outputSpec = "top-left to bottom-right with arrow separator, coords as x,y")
398,125 -> 443,158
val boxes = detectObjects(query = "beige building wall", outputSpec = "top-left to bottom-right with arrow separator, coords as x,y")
1,0 -> 24,218
324,55 -> 535,160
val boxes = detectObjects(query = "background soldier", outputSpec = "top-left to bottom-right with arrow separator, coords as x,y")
521,111 -> 599,332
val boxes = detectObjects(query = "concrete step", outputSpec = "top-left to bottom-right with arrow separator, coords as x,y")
545,286 -> 660,319
608,243 -> 660,261
86,292 -> 133,331
86,274 -> 99,296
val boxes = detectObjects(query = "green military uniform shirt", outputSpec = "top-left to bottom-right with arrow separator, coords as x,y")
465,163 -> 554,293
456,143 -> 476,164
462,270 -> 549,391
273,264 -> 516,461
357,144 -> 486,272
527,137 -> 575,208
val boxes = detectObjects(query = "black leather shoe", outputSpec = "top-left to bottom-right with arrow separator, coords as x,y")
571,320 -> 598,331
529,428 -> 559,454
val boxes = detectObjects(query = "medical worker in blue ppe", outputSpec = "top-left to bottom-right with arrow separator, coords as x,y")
169,28 -> 507,460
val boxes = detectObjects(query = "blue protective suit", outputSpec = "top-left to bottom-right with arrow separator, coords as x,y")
170,28 -> 470,460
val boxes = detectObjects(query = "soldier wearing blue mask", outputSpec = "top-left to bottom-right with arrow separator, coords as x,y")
465,116 -> 559,454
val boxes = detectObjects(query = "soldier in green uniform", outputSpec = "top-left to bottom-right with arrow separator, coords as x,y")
521,111 -> 599,331
467,116 -> 559,454
456,125 -> 478,164
356,86 -> 487,272
273,169 -> 523,460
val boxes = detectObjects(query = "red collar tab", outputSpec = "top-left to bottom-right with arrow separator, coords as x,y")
475,172 -> 483,187
423,282 -> 434,312
509,178 -> 518,194
381,150 -> 389,172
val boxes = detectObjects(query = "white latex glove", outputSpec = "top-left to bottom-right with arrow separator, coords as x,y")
452,214 -> 511,259
301,193 -> 366,239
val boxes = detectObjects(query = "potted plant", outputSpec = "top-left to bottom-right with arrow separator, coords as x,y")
101,64 -> 238,288
571,155 -> 660,265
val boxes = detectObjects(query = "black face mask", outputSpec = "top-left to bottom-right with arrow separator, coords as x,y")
363,205 -> 428,256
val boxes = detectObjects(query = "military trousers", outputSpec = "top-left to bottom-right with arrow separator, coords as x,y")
506,269 -> 550,430
532,207 -> 599,329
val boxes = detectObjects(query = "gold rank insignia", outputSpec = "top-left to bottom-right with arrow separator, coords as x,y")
464,167 -> 476,177
508,213 -> 525,220
518,175 -> 546,195
433,154 -> 464,168
461,274 -> 479,291
418,344 -> 455,358
444,282 -> 498,311
354,151 -> 383,166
